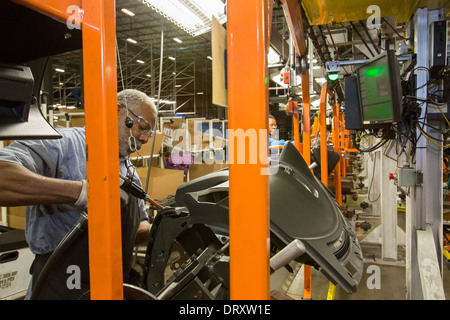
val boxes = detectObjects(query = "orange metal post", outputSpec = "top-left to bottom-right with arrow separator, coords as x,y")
287,100 -> 301,151
340,112 -> 347,178
227,0 -> 270,300
280,0 -> 307,56
319,83 -> 328,186
332,103 -> 342,206
82,0 -> 123,299
280,0 -> 313,299
302,70 -> 311,165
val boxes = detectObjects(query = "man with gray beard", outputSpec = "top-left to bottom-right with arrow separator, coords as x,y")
0,89 -> 157,299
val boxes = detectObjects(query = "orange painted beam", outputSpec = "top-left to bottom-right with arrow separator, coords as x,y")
280,0 -> 307,56
12,0 -> 81,24
82,0 -> 123,299
287,100 -> 301,151
319,83 -> 328,186
302,70 -> 311,165
332,103 -> 342,205
340,113 -> 347,178
227,0 -> 270,300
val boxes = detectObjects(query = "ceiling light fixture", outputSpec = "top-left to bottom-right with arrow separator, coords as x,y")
137,59 -> 145,64
207,56 -> 213,60
127,38 -> 137,44
121,8 -> 135,16
55,68 -> 65,73
173,37 -> 183,43
142,0 -> 226,37
168,56 -> 176,60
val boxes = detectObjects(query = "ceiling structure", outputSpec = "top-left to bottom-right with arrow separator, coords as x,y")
50,0 -> 416,119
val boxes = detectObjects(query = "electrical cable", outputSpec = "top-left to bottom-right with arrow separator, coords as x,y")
367,154 -> 381,203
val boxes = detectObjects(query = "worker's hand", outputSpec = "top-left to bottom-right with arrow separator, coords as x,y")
74,179 -> 87,209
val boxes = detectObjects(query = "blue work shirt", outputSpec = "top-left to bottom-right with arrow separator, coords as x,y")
269,136 -> 286,147
0,127 -> 147,255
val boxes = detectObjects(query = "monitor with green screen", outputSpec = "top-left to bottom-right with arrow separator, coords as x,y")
356,50 -> 402,127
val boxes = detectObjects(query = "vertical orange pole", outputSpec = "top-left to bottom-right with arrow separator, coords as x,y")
319,83 -> 328,186
332,103 -> 342,206
227,0 -> 270,300
340,112 -> 346,178
302,70 -> 311,165
288,100 -> 301,151
82,0 -> 123,299
301,61 -> 312,303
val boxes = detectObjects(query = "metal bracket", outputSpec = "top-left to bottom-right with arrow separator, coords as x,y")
325,60 -> 341,73
397,167 -> 424,187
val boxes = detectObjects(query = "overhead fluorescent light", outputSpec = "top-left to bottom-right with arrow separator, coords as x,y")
146,74 -> 151,77
121,8 -> 135,16
137,59 -> 145,64
197,92 -> 204,95
142,0 -> 227,37
127,38 -> 137,44
173,37 -> 183,43
175,84 -> 181,87
168,56 -> 176,60
55,68 -> 65,73
66,106 -> 76,109
207,56 -> 212,60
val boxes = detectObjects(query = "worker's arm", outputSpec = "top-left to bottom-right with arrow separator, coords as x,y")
134,220 -> 151,246
0,161 -> 83,207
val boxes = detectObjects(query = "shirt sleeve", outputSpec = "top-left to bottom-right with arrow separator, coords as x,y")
0,139 -> 62,176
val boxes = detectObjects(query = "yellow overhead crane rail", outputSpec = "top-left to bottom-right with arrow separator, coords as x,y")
301,0 -> 450,25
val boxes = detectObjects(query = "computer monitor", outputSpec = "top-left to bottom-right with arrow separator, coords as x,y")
356,50 -> 402,128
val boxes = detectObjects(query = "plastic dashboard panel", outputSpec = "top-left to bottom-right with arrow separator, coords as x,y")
144,142 -> 363,298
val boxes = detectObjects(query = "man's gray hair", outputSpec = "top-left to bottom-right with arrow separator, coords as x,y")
117,89 -> 155,112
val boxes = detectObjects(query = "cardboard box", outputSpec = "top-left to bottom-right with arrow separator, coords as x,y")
7,207 -> 26,230
70,116 -> 85,127
188,162 -> 228,180
162,117 -> 183,139
130,132 -> 164,157
135,167 -> 184,200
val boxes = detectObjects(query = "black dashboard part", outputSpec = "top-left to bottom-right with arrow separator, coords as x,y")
143,141 -> 363,299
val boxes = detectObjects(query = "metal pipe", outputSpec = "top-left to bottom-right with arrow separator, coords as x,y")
349,21 -> 375,58
359,20 -> 380,55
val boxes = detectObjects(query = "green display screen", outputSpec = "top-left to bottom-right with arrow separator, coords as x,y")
358,56 -> 394,123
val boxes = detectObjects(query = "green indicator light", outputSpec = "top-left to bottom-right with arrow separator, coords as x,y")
327,72 -> 339,81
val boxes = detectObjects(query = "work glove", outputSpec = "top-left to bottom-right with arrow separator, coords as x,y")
74,179 -> 88,209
